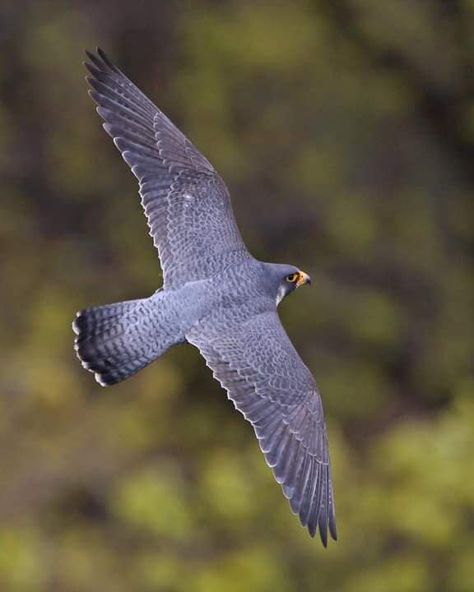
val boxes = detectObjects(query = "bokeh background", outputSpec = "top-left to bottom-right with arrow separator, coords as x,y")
0,1 -> 473,591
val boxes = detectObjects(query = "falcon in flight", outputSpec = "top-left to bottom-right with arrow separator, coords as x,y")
74,49 -> 337,545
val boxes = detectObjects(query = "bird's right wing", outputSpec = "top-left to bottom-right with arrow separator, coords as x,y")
85,49 -> 250,288
186,304 -> 337,545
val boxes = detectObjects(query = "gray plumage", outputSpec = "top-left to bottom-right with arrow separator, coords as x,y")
73,48 -> 337,545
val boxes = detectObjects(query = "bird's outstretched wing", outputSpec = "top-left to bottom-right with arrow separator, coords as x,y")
186,304 -> 337,544
85,49 -> 249,288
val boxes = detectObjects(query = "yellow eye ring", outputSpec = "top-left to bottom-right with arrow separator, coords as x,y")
286,273 -> 298,283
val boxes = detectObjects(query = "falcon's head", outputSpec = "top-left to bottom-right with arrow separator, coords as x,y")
265,263 -> 311,306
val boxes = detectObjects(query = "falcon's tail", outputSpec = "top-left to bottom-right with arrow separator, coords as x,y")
73,295 -> 179,386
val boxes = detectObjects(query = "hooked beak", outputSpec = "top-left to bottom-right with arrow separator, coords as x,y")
296,270 -> 312,288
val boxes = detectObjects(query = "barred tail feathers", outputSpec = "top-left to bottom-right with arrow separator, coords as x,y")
73,296 -> 176,386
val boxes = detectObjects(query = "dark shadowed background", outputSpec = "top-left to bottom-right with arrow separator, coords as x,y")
0,1 -> 473,590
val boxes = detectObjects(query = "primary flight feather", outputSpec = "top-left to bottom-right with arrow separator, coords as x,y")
73,48 -> 337,545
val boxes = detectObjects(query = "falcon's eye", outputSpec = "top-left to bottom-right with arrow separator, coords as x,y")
286,273 -> 298,283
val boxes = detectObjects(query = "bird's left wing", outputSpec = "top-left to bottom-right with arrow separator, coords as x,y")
186,304 -> 337,545
85,49 -> 249,288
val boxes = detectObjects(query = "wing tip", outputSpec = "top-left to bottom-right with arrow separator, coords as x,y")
329,505 -> 338,542
306,517 -> 336,547
84,47 -> 118,75
97,47 -> 112,66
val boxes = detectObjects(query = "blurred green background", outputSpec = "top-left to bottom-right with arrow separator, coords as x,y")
0,1 -> 473,590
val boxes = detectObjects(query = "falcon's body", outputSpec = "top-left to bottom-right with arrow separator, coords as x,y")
74,49 -> 337,545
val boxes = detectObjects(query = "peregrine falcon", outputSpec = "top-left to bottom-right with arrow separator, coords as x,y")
73,49 -> 337,545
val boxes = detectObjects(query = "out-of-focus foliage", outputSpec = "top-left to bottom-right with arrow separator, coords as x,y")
0,1 -> 473,590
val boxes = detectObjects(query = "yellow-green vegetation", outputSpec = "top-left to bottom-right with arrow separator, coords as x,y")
0,1 -> 472,590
